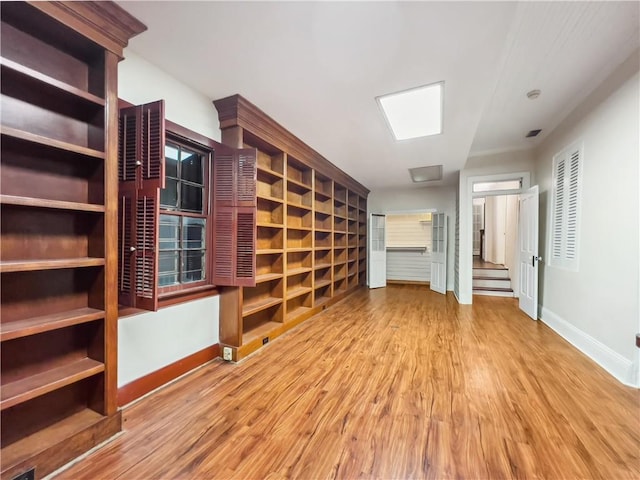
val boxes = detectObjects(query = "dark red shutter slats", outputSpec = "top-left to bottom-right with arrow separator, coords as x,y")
118,100 -> 165,311
213,206 -> 234,285
118,187 -> 135,307
141,101 -> 165,189
213,148 -> 257,286
134,187 -> 159,311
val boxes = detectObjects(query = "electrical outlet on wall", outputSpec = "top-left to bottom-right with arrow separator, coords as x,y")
222,346 -> 233,361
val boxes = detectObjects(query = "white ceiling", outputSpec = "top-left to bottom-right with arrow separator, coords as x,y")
118,1 -> 639,190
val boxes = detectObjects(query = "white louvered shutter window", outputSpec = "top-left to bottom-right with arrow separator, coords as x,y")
550,142 -> 583,270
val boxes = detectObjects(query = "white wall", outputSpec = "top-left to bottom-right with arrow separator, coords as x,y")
117,48 -> 222,387
457,150 -> 535,303
534,50 -> 639,386
504,195 -> 519,295
119,296 -> 219,387
119,49 -> 221,141
369,186 -> 456,290
484,195 -> 507,265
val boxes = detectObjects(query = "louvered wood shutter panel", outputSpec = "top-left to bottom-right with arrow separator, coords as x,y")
236,148 -> 257,206
565,149 -> 580,260
118,106 -> 139,186
140,100 -> 166,189
134,186 -> 159,311
214,206 -> 235,285
118,187 -> 135,307
552,156 -> 565,260
214,152 -> 235,207
235,207 -> 256,286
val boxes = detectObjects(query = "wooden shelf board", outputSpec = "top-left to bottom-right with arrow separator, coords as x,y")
315,209 -> 332,217
1,307 -> 104,342
0,195 -> 105,213
314,246 -> 332,252
286,286 -> 312,300
0,257 -> 105,273
286,177 -> 312,190
0,126 -> 105,159
315,189 -> 332,200
285,305 -> 311,322
314,279 -> 332,289
334,275 -> 347,282
287,201 -> 312,211
287,225 -> 313,232
287,247 -> 312,253
315,263 -> 332,270
243,321 -> 281,345
242,296 -> 282,317
315,228 -> 332,233
257,221 -> 284,229
256,193 -> 284,204
314,296 -> 331,308
1,358 -> 104,411
255,273 -> 283,284
0,57 -> 105,107
347,259 -> 357,264
257,165 -> 284,179
256,249 -> 284,255
0,407 -> 105,471
287,267 -> 312,277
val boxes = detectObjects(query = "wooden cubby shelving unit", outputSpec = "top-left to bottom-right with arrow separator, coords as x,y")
214,95 -> 368,360
0,2 -> 145,479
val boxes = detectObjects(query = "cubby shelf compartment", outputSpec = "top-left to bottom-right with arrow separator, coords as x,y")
257,164 -> 284,179
287,177 -> 312,190
1,358 -> 104,411
0,57 -> 105,108
285,305 -> 311,322
286,286 -> 312,300
0,308 -> 104,342
255,273 -> 284,284
0,195 -> 105,213
0,258 -> 105,273
1,126 -> 105,159
1,407 -> 108,475
243,320 -> 281,345
287,267 -> 312,276
242,297 -> 283,317
314,279 -> 332,289
257,192 -> 284,204
287,201 -> 312,211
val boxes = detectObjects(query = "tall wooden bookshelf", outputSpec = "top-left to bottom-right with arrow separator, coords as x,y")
214,96 -> 368,360
0,2 -> 145,478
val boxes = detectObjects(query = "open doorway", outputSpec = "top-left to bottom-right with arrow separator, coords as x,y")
386,212 -> 432,285
472,195 -> 519,297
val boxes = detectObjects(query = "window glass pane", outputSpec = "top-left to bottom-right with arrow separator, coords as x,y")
182,250 -> 205,283
181,183 -> 203,213
182,217 -> 206,249
159,215 -> 179,250
161,178 -> 179,209
159,250 -> 179,286
165,144 -> 179,178
473,179 -> 521,193
181,149 -> 203,185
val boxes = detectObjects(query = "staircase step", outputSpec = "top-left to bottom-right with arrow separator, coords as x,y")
473,287 -> 514,298
473,278 -> 512,289
473,268 -> 509,279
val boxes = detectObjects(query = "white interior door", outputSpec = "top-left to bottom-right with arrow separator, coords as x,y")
430,213 -> 447,294
518,186 -> 539,319
369,214 -> 386,288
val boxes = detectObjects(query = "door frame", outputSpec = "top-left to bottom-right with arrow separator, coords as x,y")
460,171 -> 531,305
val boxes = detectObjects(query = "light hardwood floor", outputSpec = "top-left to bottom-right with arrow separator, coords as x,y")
56,285 -> 639,479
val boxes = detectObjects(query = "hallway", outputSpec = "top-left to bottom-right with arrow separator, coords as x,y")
56,286 -> 639,479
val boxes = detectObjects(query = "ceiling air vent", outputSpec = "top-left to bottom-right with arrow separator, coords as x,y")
526,129 -> 542,138
409,165 -> 443,183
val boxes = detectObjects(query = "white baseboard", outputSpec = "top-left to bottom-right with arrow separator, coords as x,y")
539,306 -> 638,388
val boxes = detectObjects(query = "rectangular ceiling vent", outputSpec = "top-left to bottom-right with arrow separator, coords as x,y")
526,129 -> 542,138
409,165 -> 443,183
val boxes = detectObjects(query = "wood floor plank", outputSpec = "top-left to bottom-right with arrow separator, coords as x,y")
54,285 -> 640,479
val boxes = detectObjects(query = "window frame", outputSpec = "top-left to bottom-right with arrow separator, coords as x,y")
156,120 -> 222,303
158,137 -> 211,295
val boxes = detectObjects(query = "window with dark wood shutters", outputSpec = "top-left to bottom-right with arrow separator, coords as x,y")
118,100 -> 165,310
213,148 -> 257,286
